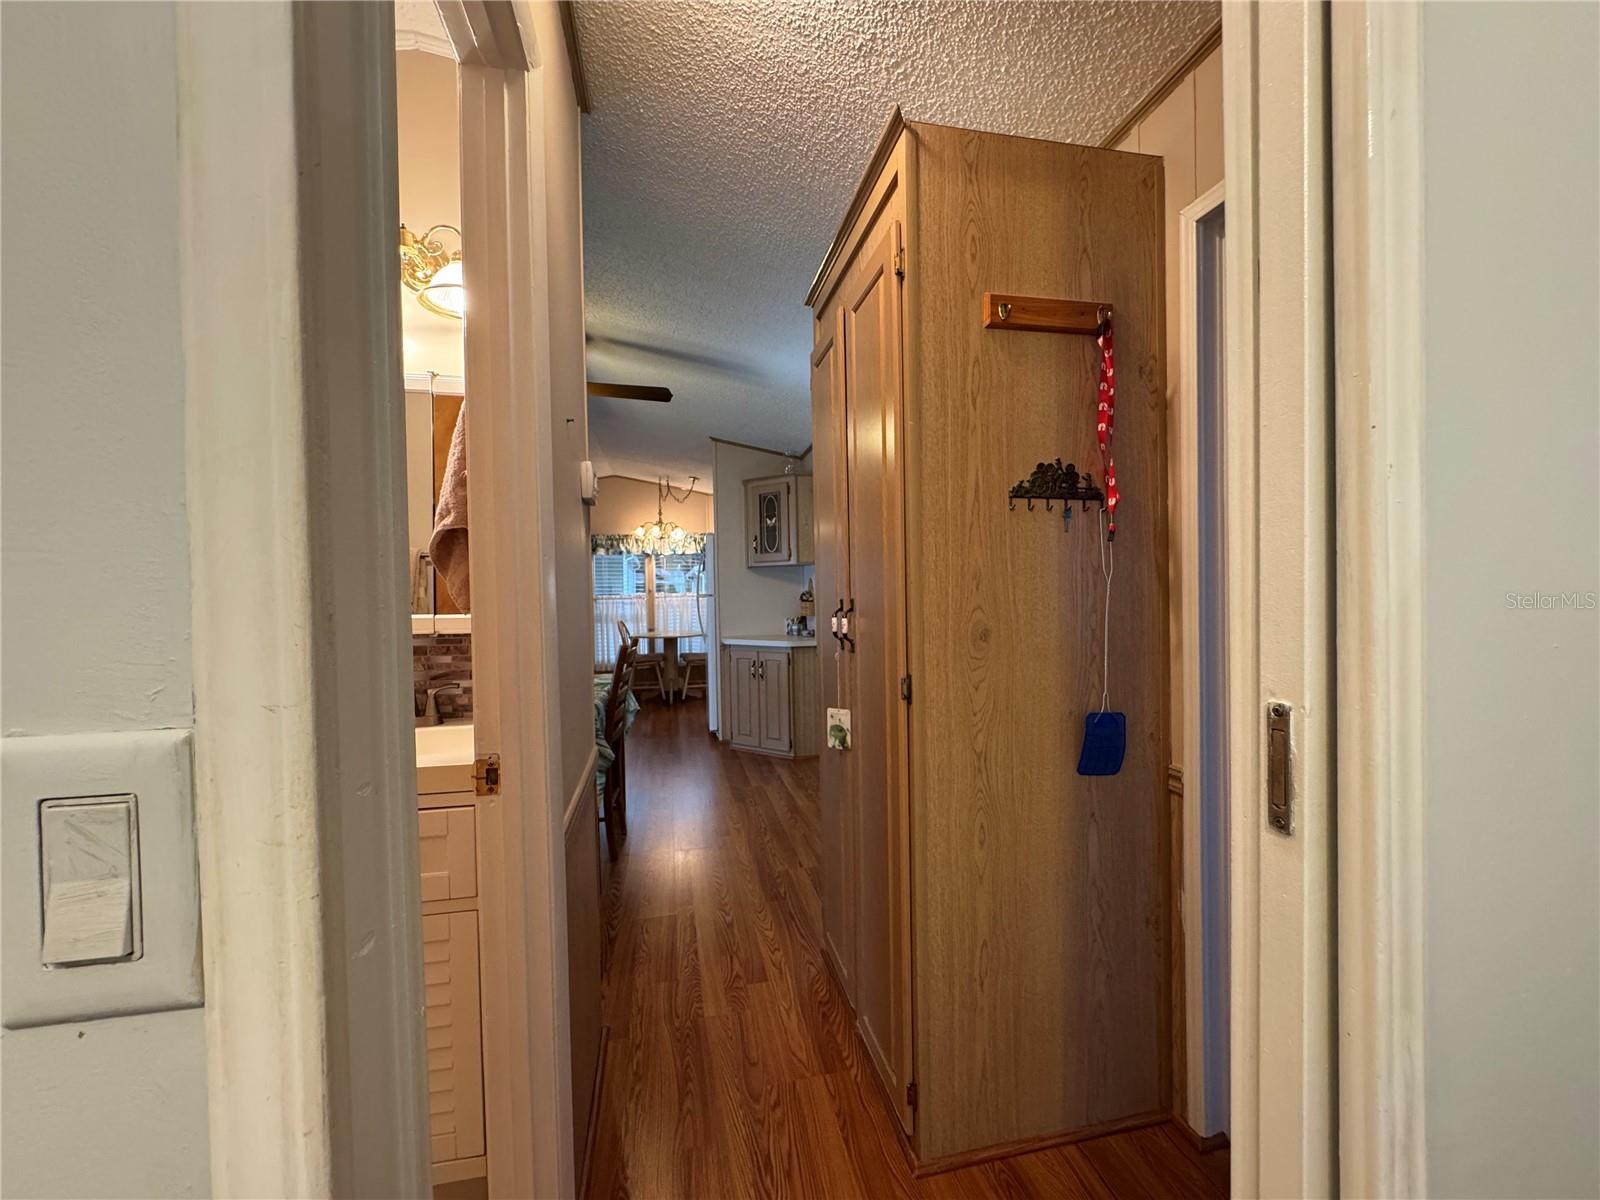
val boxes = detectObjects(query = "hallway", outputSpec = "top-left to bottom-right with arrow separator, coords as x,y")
585,702 -> 1229,1199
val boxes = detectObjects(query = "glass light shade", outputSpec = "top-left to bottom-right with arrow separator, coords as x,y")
419,258 -> 466,319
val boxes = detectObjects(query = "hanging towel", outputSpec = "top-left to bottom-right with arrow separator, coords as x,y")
429,401 -> 470,610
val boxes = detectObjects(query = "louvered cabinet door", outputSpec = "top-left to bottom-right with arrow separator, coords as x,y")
423,911 -> 485,1164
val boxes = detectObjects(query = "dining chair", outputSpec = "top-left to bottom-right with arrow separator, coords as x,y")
617,617 -> 668,701
599,642 -> 633,860
678,649 -> 708,701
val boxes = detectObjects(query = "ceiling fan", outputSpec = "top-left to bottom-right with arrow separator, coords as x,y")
586,380 -> 672,404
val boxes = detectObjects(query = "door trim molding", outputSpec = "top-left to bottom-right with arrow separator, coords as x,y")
1221,3 -> 1337,1195
458,31 -> 577,1196
1331,4 -> 1429,1196
178,4 -> 429,1195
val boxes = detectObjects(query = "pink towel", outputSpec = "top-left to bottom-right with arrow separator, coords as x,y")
429,401 -> 470,610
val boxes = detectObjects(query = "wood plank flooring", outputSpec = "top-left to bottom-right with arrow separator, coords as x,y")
586,700 -> 1228,1200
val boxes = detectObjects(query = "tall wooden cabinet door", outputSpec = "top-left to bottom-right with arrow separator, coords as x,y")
756,650 -> 792,753
812,300 -> 857,1002
423,911 -> 485,1164
726,646 -> 762,748
843,209 -> 916,1135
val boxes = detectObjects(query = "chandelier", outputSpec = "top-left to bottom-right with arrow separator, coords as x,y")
399,223 -> 465,319
631,476 -> 700,556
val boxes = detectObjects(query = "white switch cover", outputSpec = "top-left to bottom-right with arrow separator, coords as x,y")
3,730 -> 201,1028
40,796 -> 142,966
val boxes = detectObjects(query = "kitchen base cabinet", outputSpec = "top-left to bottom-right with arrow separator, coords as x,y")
720,641 -> 819,758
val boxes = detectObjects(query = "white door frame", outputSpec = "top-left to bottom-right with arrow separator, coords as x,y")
179,3 -> 575,1196
449,2 -> 577,1194
1330,3 -> 1428,1196
1221,2 -> 1337,1195
1177,181 -> 1230,1141
178,4 -> 430,1196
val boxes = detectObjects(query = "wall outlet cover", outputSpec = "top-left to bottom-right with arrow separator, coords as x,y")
826,707 -> 851,751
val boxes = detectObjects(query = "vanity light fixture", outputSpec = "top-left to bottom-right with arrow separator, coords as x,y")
399,223 -> 465,319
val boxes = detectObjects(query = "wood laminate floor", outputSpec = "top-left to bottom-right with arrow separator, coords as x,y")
586,700 -> 1229,1200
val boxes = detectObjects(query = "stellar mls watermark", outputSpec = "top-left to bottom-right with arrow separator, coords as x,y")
1503,589 -> 1598,610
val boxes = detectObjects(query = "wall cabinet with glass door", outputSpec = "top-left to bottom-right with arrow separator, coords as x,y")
744,474 -> 814,567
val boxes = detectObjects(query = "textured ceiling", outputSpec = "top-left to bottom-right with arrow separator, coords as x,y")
575,0 -> 1218,482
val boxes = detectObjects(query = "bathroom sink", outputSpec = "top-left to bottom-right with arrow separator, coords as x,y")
414,721 -> 475,770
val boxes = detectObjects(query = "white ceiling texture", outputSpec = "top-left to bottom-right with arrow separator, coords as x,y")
575,1 -> 1219,483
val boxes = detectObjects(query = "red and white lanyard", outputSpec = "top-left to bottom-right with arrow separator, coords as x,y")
1095,315 -> 1119,540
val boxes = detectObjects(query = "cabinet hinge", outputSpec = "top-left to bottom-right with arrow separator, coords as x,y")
473,753 -> 501,796
900,674 -> 912,703
893,247 -> 906,280
906,1081 -> 918,1111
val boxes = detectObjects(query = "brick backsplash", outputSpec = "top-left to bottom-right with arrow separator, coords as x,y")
414,632 -> 473,720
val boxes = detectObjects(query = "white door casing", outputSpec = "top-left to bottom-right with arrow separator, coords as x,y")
1330,3 -> 1429,1196
179,3 -> 431,1195
1222,2 -> 1338,1196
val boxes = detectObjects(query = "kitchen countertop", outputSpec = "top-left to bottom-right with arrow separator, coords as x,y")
720,634 -> 819,649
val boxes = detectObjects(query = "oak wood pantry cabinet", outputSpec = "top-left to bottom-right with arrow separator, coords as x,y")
808,111 -> 1171,1166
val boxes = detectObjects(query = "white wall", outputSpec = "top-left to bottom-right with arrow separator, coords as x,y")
591,474 -> 712,536
1420,5 -> 1600,1197
710,442 -> 812,737
711,442 -> 811,637
0,3 -> 211,1195
398,48 -> 465,378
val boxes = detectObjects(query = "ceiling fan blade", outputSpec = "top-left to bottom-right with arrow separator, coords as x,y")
586,381 -> 673,403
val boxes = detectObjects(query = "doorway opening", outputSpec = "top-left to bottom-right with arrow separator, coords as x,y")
1182,186 -> 1231,1142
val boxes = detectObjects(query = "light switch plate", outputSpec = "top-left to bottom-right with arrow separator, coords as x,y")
2,730 -> 202,1028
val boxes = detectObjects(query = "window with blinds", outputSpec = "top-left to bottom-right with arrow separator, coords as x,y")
593,550 -> 711,671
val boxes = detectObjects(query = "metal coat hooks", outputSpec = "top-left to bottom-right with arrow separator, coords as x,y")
1007,459 -> 1105,528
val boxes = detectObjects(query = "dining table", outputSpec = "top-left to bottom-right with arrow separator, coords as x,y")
633,629 -> 693,703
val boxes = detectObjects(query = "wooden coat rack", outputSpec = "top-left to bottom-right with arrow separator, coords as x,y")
985,292 -> 1113,527
982,291 -> 1111,335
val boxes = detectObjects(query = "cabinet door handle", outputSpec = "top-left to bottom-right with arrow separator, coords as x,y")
749,662 -> 757,679
830,599 -> 845,641
757,661 -> 766,680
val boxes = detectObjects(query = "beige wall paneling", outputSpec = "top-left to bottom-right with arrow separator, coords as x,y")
1109,43 -> 1225,1133
908,123 -> 1169,1162
562,751 -> 604,1179
788,646 -> 822,758
1194,48 -> 1224,195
